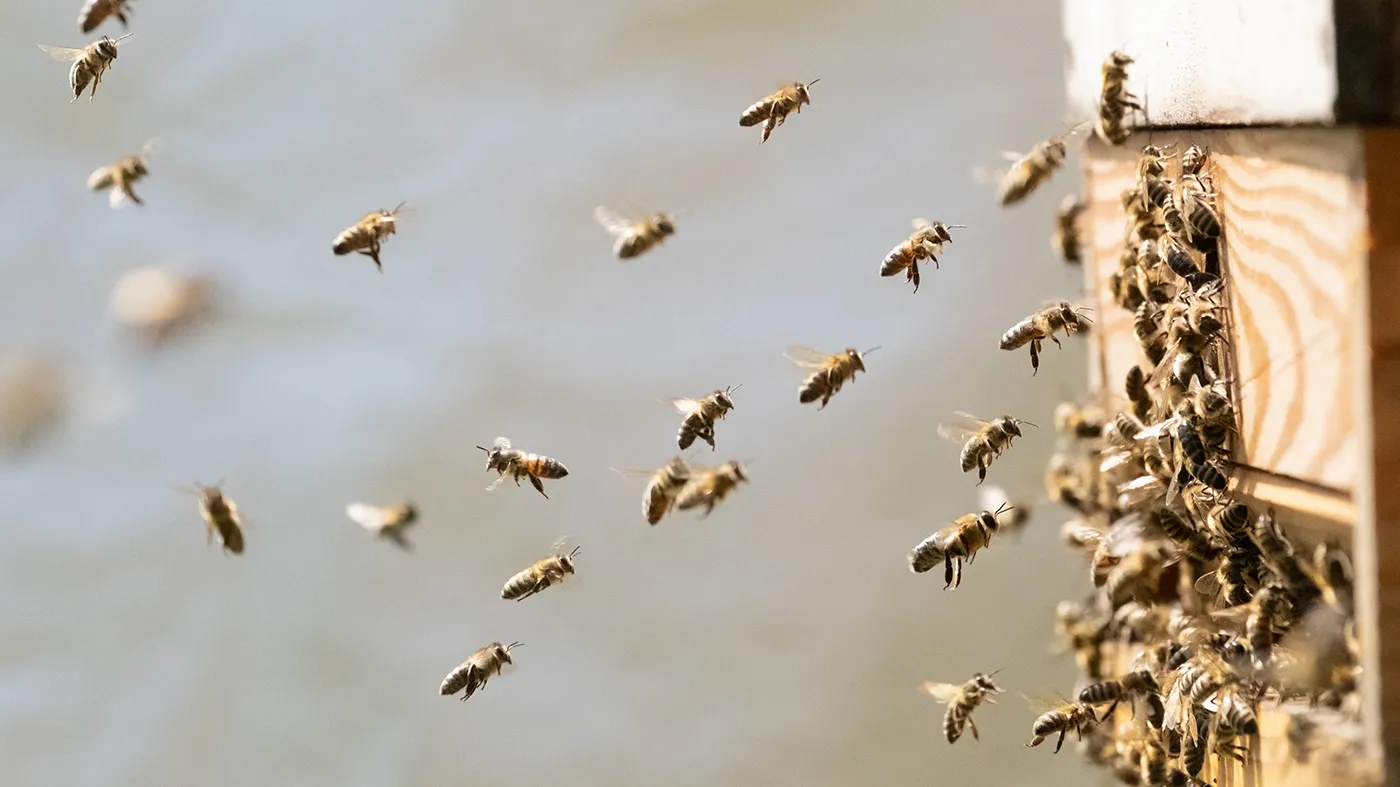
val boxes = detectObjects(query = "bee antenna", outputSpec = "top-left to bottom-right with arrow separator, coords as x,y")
506,641 -> 524,650
727,383 -> 742,393
995,502 -> 1015,517
570,546 -> 582,559
1019,420 -> 1039,428
806,78 -> 821,88
862,345 -> 883,356
390,201 -> 408,215
944,224 -> 968,229
476,445 -> 490,454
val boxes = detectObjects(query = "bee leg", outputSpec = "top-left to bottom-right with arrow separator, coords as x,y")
1029,341 -> 1041,376
1099,699 -> 1120,722
976,458 -> 987,485
909,263 -> 920,294
968,717 -> 980,741
943,556 -> 955,589
1053,728 -> 1068,754
529,475 -> 549,499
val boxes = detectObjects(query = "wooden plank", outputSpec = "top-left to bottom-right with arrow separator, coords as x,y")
1062,0 -> 1400,128
1080,128 -> 1366,496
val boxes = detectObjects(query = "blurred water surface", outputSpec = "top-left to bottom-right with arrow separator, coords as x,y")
0,1 -> 1103,785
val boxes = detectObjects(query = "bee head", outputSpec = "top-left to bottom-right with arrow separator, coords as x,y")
501,641 -> 524,663
399,502 -> 418,524
1000,417 -> 1024,438
728,461 -> 749,483
974,671 -> 1003,693
798,78 -> 819,104
476,444 -> 501,467
655,215 -> 676,236
1109,50 -> 1134,68
560,546 -> 581,573
96,37 -> 120,59
717,384 -> 741,411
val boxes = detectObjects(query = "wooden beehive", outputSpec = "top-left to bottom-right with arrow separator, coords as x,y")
1062,1 -> 1400,784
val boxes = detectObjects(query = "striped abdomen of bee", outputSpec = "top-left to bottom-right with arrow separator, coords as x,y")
501,547 -> 580,601
997,137 -> 1068,206
1175,421 -> 1227,490
79,0 -> 131,33
439,641 -> 521,701
643,458 -> 692,525
1095,52 -> 1139,145
1051,196 -> 1085,265
1077,670 -> 1158,720
197,486 -> 244,555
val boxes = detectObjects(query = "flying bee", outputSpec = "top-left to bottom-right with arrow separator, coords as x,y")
187,481 -> 243,555
439,641 -> 522,701
1054,401 -> 1106,439
39,33 -> 131,102
1124,364 -> 1152,422
78,0 -> 133,33
673,460 -> 748,518
738,79 -> 819,143
938,412 -> 1035,484
910,502 -> 1011,588
1027,700 -> 1101,753
502,540 -> 581,601
345,500 -> 418,551
332,202 -> 405,272
1096,50 -> 1141,146
477,437 -> 569,499
87,137 -> 158,208
1079,670 -> 1160,720
594,206 -> 676,259
996,131 -> 1072,206
784,345 -> 878,409
999,300 -> 1092,374
664,386 -> 739,450
612,457 -> 693,525
1051,196 -> 1087,265
880,218 -> 964,293
922,671 -> 1003,743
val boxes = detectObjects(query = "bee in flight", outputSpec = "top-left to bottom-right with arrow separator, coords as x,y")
995,125 -> 1086,206
998,300 -> 1092,375
345,501 -> 418,551
87,137 -> 158,208
880,219 -> 965,293
674,460 -> 748,518
612,457 -> 694,525
501,540 -> 581,601
908,502 -> 1012,588
738,79 -> 819,143
1026,699 -> 1100,753
594,206 -> 675,259
938,412 -> 1035,484
477,437 -> 569,499
332,202 -> 406,272
78,0 -> 134,33
922,671 -> 1003,743
39,33 -> 131,102
1051,196 -> 1086,265
785,345 -> 879,409
439,641 -> 522,702
184,481 -> 244,555
664,386 -> 739,450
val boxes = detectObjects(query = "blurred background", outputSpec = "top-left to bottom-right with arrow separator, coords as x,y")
0,1 -> 1102,784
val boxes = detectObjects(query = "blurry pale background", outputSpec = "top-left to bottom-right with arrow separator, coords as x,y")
0,1 -> 1103,785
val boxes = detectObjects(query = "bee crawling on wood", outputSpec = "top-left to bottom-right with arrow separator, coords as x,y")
88,137 -> 158,208
183,481 -> 244,555
999,300 -> 1092,375
674,460 -> 748,518
501,540 -> 580,601
922,671 -> 1004,743
784,345 -> 879,409
594,206 -> 675,259
663,385 -> 739,450
477,437 -> 569,499
39,33 -> 131,102
880,218 -> 964,293
612,457 -> 694,525
1096,50 -> 1141,146
908,501 -> 1013,588
345,501 -> 418,551
439,641 -> 522,701
1027,699 -> 1101,753
1051,196 -> 1086,265
738,79 -> 819,143
78,0 -> 134,33
939,412 -> 1035,484
332,202 -> 406,272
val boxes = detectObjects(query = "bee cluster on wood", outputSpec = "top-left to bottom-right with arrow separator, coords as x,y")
32,7 -> 1369,776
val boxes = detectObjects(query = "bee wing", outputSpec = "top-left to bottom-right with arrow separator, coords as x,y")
1207,603 -> 1252,632
492,436 -> 511,450
936,423 -> 981,443
1192,569 -> 1223,597
1102,513 -> 1149,556
109,187 -> 131,209
978,484 -> 1012,513
383,527 -> 413,551
920,681 -> 963,704
610,466 -> 657,479
911,217 -> 933,231
87,166 -> 115,191
663,396 -> 702,415
594,206 -> 636,237
784,345 -> 833,369
346,502 -> 389,532
38,44 -> 87,62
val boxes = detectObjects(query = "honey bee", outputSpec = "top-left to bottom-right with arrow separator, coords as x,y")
1054,401 -> 1106,439
331,202 -> 405,271
922,672 -> 1003,743
109,266 -> 214,346
1164,242 -> 1218,293
784,345 -> 879,409
78,0 -> 133,33
1051,196 -> 1087,265
502,541 -> 580,601
87,137 -> 157,208
439,641 -> 521,701
673,460 -> 748,518
1124,365 -> 1152,423
999,300 -> 1092,374
1028,700 -> 1101,753
188,481 -> 244,555
880,218 -> 964,293
996,132 -> 1071,206
477,437 -> 569,499
39,33 -> 131,102
612,457 -> 693,525
594,206 -> 676,259
1175,420 -> 1228,490
1180,179 -> 1221,241
938,412 -> 1034,484
1079,670 -> 1160,720
1252,508 -> 1323,610
1181,145 -> 1207,177
1136,144 -> 1170,180
1096,51 -> 1140,146
738,79 -> 819,143
345,501 -> 417,551
664,386 -> 738,450
909,502 -> 1012,588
